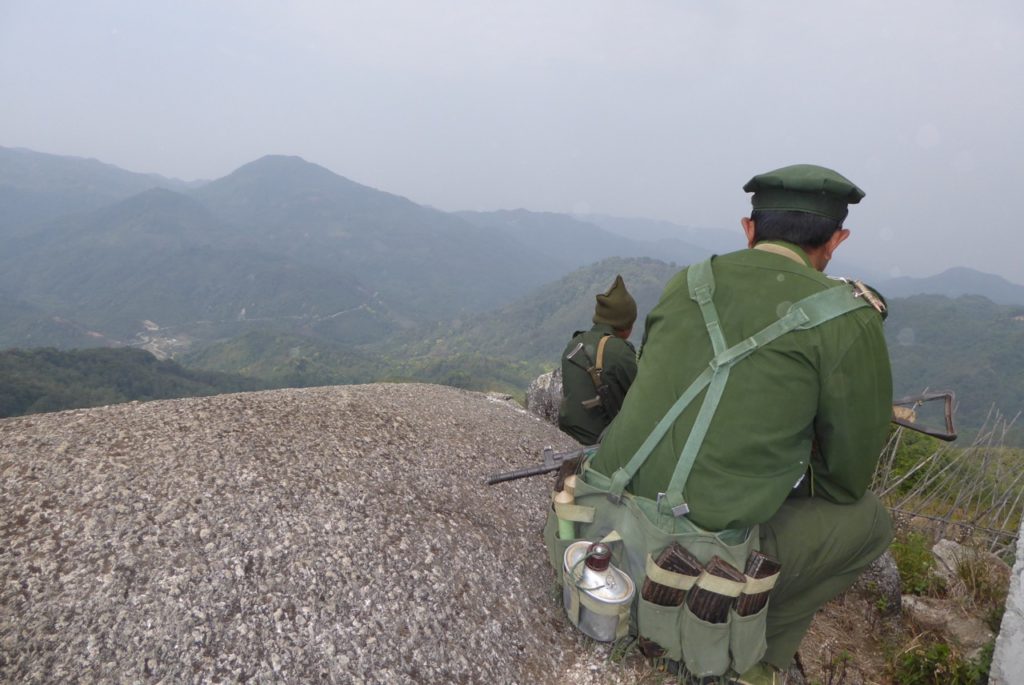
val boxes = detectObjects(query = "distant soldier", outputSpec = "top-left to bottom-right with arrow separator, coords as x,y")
557,275 -> 638,445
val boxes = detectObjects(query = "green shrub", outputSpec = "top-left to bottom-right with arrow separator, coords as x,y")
890,640 -> 992,685
891,532 -> 945,596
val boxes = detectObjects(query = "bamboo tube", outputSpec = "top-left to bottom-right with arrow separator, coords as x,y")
553,489 -> 576,540
563,474 -> 577,497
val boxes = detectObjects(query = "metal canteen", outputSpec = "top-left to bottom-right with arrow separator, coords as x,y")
562,541 -> 635,642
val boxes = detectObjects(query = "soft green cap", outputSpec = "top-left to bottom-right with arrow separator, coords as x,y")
593,275 -> 637,330
744,164 -> 865,221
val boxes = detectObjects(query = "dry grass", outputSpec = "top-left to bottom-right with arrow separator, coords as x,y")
801,593 -> 896,685
796,412 -> 1021,684
875,410 -> 1023,557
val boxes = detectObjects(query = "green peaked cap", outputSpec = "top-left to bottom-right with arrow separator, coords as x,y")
593,274 -> 637,329
744,164 -> 866,221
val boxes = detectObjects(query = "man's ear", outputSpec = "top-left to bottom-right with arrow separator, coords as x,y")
741,217 -> 757,248
825,228 -> 851,260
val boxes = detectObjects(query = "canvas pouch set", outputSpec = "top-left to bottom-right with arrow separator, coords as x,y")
543,461 -> 771,677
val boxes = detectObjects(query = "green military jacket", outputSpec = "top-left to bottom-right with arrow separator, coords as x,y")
558,323 -> 638,445
591,243 -> 892,531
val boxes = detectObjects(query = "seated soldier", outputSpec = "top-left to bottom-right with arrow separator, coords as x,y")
558,275 -> 638,445
591,165 -> 892,684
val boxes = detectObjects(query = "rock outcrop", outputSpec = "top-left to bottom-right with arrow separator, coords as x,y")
0,384 -> 639,684
851,550 -> 902,618
525,369 -> 562,425
992,516 -> 1024,684
902,596 -> 994,659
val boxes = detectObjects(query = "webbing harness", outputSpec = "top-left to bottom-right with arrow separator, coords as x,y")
605,257 -> 873,519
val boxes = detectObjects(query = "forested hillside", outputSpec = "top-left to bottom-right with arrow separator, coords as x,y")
886,295 -> 1024,443
390,256 -> 681,366
0,348 -> 264,418
5,278 -> 1024,447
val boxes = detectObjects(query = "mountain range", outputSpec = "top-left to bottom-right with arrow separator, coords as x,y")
4,145 -> 1023,354
880,268 -> 1024,306
3,145 -> 1024,442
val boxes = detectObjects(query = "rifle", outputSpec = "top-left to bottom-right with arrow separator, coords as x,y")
485,446 -> 595,485
485,391 -> 957,486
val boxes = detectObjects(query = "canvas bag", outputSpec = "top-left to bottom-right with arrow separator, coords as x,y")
544,258 -> 873,677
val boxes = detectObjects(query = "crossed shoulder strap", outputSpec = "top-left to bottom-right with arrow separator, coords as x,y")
605,257 -> 873,518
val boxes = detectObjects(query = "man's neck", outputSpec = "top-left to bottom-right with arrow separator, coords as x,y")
752,240 -> 830,272
803,245 -> 830,272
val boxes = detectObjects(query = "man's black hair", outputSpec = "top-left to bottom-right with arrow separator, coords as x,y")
750,209 -> 844,248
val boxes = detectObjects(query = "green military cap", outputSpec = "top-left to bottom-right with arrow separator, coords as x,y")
593,275 -> 637,330
744,164 -> 865,222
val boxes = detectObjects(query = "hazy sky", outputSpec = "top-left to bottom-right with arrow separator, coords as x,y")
2,1 -> 1022,283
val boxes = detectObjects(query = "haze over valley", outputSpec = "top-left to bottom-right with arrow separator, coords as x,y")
2,145 -> 1023,446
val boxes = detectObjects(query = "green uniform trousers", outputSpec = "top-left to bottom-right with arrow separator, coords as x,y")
757,490 -> 893,668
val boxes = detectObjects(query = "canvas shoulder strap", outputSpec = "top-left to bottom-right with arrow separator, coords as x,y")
595,334 -> 611,373
605,258 -> 872,517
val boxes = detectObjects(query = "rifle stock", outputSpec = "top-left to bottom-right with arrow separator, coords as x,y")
892,391 -> 957,441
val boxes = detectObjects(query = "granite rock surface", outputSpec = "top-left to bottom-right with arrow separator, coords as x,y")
0,384 -> 640,684
525,369 -> 562,426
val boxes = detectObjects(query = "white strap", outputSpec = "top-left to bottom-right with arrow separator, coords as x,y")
695,571 -> 745,598
742,572 -> 779,595
554,501 -> 595,523
645,554 -> 698,591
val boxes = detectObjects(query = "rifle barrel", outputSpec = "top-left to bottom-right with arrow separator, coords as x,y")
485,462 -> 559,485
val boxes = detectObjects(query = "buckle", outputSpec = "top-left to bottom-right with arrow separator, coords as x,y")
657,493 -> 690,518
694,284 -> 714,305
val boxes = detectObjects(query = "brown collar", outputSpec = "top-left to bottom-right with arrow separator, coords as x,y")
753,242 -> 807,266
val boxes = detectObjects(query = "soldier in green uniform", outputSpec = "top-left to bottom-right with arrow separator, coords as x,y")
591,165 -> 892,684
558,275 -> 639,445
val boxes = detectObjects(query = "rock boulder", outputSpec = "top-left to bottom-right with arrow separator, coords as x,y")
0,384 -> 636,684
525,369 -> 562,426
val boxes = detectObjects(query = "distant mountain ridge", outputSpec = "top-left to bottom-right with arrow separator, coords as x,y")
0,146 -> 189,234
879,267 -> 1024,306
195,155 -> 563,317
585,213 -> 742,254
457,209 -> 712,273
2,144 -> 1022,368
0,151 -> 566,349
